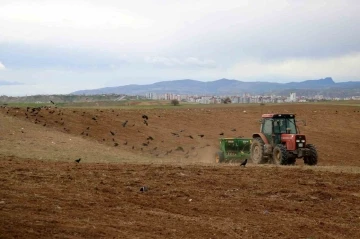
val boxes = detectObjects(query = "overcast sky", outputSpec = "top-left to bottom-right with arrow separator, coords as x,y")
1,0 -> 360,96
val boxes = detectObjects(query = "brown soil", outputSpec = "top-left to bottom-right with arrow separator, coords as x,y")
1,103 -> 360,238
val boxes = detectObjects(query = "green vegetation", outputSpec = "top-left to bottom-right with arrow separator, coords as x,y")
171,99 -> 180,106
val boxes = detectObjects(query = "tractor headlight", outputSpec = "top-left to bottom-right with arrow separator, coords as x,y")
296,140 -> 300,142
298,143 -> 303,147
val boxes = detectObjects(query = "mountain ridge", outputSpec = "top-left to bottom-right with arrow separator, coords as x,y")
71,77 -> 360,97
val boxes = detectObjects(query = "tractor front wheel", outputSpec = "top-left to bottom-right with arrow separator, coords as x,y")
303,144 -> 318,165
215,151 -> 225,163
272,144 -> 289,165
251,137 -> 267,164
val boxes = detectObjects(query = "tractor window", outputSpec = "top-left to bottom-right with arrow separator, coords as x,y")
262,119 -> 272,135
286,118 -> 297,134
273,118 -> 297,134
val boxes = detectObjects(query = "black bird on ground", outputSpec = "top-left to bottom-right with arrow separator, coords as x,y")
122,120 -> 128,127
147,136 -> 154,140
219,132 -> 224,136
110,131 -> 115,136
140,186 -> 148,192
114,143 -> 119,146
171,132 -> 179,136
142,115 -> 149,120
186,135 -> 194,139
240,159 -> 248,167
143,120 -> 148,126
75,158 -> 81,163
231,128 -> 236,132
92,117 -> 97,121
198,134 -> 204,138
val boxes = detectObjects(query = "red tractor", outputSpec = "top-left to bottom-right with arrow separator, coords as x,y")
251,113 -> 318,165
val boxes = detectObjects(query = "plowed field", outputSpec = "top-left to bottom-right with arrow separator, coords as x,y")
1,102 -> 360,238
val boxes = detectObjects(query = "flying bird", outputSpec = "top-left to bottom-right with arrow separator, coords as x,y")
240,159 -> 248,167
50,100 -> 55,104
75,158 -> 81,163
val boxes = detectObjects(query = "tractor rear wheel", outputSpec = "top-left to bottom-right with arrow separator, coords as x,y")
272,144 -> 289,165
251,137 -> 267,164
304,144 -> 318,165
215,151 -> 225,163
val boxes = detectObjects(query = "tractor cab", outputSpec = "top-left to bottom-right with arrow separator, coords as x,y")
261,114 -> 298,145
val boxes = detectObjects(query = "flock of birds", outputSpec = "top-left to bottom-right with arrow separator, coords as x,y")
0,103 -> 246,164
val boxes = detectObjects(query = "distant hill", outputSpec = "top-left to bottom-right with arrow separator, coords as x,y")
71,77 -> 360,97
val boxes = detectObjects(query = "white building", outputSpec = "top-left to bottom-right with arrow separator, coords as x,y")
289,92 -> 297,102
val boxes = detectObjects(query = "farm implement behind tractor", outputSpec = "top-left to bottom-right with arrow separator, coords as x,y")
215,138 -> 252,163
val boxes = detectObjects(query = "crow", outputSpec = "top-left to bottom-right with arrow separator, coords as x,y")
122,120 -> 128,127
147,136 -> 154,141
92,117 -> 97,121
143,142 -> 149,146
187,135 -> 194,139
50,100 -> 55,104
114,143 -> 119,146
219,132 -> 224,136
240,159 -> 248,167
198,134 -> 204,138
110,131 -> 115,136
142,115 -> 149,120
75,158 -> 81,163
